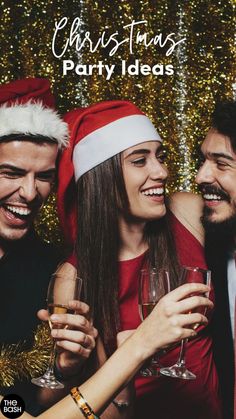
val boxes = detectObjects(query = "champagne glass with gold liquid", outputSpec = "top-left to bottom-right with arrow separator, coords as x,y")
32,272 -> 82,388
160,266 -> 211,380
138,268 -> 170,377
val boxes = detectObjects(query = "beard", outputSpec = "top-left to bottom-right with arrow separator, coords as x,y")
198,183 -> 236,247
201,205 -> 236,251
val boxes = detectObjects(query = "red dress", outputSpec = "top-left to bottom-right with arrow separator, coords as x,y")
119,213 -> 222,419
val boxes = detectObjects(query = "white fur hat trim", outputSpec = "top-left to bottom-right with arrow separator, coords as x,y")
0,102 -> 68,148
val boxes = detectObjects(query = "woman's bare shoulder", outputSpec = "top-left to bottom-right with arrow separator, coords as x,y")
168,192 -> 204,244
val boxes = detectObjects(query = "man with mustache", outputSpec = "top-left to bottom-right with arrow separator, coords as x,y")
195,100 -> 236,419
0,78 -> 97,415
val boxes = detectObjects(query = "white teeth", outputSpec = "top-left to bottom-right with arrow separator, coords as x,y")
142,188 -> 164,196
6,205 -> 31,216
203,194 -> 222,201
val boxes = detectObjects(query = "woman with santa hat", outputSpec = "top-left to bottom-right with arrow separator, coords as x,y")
55,100 -> 222,419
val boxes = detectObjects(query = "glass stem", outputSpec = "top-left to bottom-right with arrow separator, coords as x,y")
46,339 -> 57,373
151,353 -> 161,367
177,339 -> 186,366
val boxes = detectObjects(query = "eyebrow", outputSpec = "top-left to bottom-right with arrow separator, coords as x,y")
125,144 -> 163,158
204,152 -> 235,162
0,164 -> 56,174
0,164 -> 26,173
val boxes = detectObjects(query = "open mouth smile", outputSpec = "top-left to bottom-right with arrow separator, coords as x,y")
5,205 -> 31,216
141,187 -> 165,197
200,184 -> 230,205
0,204 -> 33,226
203,194 -> 223,202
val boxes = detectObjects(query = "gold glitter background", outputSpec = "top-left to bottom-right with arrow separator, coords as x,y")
0,0 -> 235,244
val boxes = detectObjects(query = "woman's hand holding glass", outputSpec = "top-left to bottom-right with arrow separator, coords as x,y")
135,282 -> 213,363
160,267 -> 211,380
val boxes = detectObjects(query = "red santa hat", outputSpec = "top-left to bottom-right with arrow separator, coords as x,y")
58,100 -> 162,246
0,78 -> 68,148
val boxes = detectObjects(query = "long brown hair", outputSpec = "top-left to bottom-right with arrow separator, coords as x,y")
76,153 -> 180,344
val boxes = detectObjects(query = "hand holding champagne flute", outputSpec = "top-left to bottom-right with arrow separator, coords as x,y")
160,266 -> 211,380
32,272 -> 82,389
0,282 -> 213,419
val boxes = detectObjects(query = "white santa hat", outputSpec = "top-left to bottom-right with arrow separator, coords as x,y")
57,100 -> 162,246
0,78 -> 68,148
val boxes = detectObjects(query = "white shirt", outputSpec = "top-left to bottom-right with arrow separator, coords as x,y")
227,253 -> 236,339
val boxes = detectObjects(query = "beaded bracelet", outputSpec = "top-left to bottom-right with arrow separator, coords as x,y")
70,387 -> 100,419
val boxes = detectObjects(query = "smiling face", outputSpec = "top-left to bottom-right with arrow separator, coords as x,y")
121,141 -> 168,222
0,140 -> 58,252
196,128 -> 236,230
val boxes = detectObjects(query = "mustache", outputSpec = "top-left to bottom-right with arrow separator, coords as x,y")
198,184 -> 230,201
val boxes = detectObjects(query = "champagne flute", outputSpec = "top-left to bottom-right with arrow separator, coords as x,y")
138,268 -> 170,377
32,272 -> 82,388
160,266 -> 211,380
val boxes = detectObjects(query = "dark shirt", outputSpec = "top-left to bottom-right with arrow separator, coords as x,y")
206,233 -> 234,419
0,230 -> 61,413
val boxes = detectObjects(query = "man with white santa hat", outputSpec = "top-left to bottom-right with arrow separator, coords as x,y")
0,78 -> 97,414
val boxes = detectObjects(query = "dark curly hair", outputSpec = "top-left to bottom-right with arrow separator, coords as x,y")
212,101 -> 236,150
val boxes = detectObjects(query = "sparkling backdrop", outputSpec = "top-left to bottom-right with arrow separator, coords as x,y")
0,0 -> 235,244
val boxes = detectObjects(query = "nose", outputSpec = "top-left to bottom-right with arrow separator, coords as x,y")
19,174 -> 38,202
195,161 -> 215,185
150,160 -> 168,181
